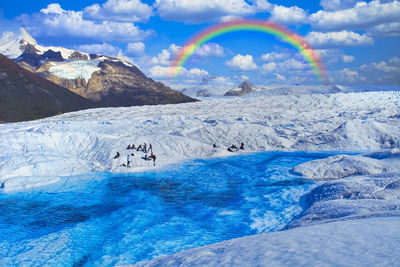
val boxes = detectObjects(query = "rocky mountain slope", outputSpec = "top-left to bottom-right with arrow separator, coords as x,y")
0,53 -> 100,123
1,28 -> 195,107
224,80 -> 257,96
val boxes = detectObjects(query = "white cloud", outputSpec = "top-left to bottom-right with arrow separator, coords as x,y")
262,62 -> 277,71
306,31 -> 374,48
194,43 -> 225,57
126,42 -> 145,56
270,5 -> 307,24
262,58 -> 309,72
17,4 -> 152,42
335,68 -> 366,83
40,3 -> 65,14
261,51 -> 290,61
241,75 -> 249,80
148,65 -> 209,80
75,43 -> 120,56
274,73 -> 286,81
151,49 -> 171,65
315,48 -> 356,64
226,54 -> 258,71
154,0 -> 271,23
334,57 -> 400,84
319,0 -> 358,11
310,0 -> 400,31
342,54 -> 355,63
150,44 -> 182,66
367,22 -> 400,37
83,0 -> 153,23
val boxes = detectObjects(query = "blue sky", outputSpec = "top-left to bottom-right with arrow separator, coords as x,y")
0,0 -> 399,86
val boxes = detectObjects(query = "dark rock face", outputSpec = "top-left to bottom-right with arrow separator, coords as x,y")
224,81 -> 256,96
0,53 -> 99,123
16,44 -> 64,68
69,51 -> 89,60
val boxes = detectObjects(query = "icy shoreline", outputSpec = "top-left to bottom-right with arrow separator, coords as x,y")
1,91 -> 399,191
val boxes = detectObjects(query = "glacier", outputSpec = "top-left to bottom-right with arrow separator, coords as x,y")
1,90 -> 400,265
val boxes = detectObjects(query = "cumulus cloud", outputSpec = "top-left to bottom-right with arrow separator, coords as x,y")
310,0 -> 400,31
126,42 -> 145,56
83,0 -> 153,22
334,68 -> 366,83
150,44 -> 181,66
342,54 -> 355,63
261,51 -> 291,61
269,5 -> 307,24
274,73 -> 286,81
315,48 -> 356,64
306,31 -> 374,48
262,58 -> 309,72
40,3 -> 65,14
367,22 -> 400,37
194,43 -> 225,57
75,43 -> 120,55
148,65 -> 209,80
17,3 -> 152,42
154,0 -> 271,23
262,62 -> 277,71
333,57 -> 400,84
226,54 -> 258,70
319,0 -> 358,11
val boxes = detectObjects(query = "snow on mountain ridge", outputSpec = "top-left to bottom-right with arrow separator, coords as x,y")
48,60 -> 102,83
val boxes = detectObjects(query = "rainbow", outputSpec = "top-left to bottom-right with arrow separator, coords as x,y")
170,19 -> 328,83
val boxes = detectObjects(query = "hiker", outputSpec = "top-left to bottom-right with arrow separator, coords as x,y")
150,152 -> 156,166
114,152 -> 120,159
231,144 -> 238,149
137,145 -> 143,151
127,144 -> 131,149
127,154 -> 131,167
132,144 -> 136,150
213,143 -> 217,148
149,144 -> 153,153
144,143 -> 147,153
228,147 -> 233,152
240,142 -> 244,150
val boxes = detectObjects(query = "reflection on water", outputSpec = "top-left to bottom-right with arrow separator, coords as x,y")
0,151 -> 339,266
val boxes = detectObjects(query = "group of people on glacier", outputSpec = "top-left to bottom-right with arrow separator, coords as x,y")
113,142 -> 156,167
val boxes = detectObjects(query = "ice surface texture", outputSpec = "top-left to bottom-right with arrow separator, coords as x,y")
0,152 -> 327,266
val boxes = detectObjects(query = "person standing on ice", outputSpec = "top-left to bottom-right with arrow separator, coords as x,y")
127,154 -> 131,167
144,143 -> 147,153
149,143 -> 153,153
151,152 -> 156,166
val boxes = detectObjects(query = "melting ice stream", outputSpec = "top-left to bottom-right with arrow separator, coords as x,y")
0,151 -> 342,266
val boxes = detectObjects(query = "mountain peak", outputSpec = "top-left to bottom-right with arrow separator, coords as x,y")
224,80 -> 256,96
238,80 -> 254,91
20,27 -> 36,45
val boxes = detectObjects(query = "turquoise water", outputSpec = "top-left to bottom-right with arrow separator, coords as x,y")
0,151 -> 338,266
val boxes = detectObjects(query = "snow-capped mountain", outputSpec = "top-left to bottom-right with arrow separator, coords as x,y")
224,80 -> 257,96
0,53 -> 99,123
0,28 -> 195,107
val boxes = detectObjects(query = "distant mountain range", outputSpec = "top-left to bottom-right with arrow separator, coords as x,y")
0,53 -> 100,123
0,28 -> 195,120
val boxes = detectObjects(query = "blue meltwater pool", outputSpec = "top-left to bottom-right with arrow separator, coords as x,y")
0,151 -> 339,266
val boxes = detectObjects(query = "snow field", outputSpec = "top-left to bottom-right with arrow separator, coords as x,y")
1,91 -> 399,192
135,216 -> 400,267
